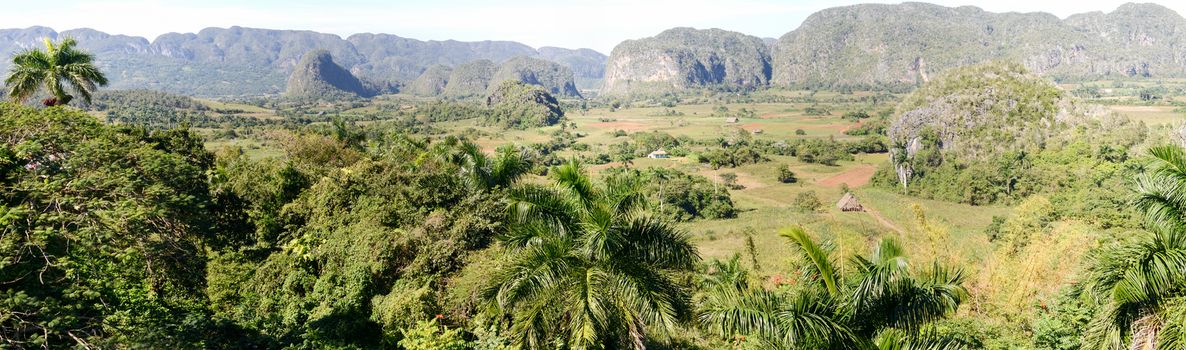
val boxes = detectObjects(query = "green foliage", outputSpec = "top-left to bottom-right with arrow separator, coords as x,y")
1031,289 -> 1093,350
604,167 -> 736,221
484,81 -> 565,129
1080,144 -> 1186,349
6,37 -> 108,106
777,164 -> 798,183
484,160 -> 700,349
696,228 -> 969,348
794,191 -> 823,212
399,319 -> 469,350
0,103 -> 240,347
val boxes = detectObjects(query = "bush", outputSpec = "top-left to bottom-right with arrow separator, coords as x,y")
794,191 -> 823,212
399,319 -> 468,350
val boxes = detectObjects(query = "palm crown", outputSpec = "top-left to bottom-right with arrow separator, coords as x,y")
5,37 -> 108,106
1081,144 -> 1186,349
483,159 -> 700,349
697,227 -> 969,349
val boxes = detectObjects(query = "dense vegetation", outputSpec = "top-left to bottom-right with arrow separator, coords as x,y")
484,81 -> 565,129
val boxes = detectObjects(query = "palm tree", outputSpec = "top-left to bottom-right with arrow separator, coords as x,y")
483,159 -> 700,349
697,227 -> 969,349
430,139 -> 528,191
5,37 -> 107,106
1082,145 -> 1186,349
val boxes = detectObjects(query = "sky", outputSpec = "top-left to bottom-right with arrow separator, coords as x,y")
1,0 -> 1182,53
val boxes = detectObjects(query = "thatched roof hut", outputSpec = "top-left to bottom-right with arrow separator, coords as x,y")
647,149 -> 669,159
837,192 -> 863,212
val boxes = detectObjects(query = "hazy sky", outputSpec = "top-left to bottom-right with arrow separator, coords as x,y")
1,0 -> 1181,53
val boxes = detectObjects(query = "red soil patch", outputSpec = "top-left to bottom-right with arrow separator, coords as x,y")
840,120 -> 862,133
816,164 -> 877,188
590,121 -> 649,132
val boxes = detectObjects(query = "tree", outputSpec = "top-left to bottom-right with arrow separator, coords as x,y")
1082,145 -> 1186,349
778,165 -> 798,184
5,37 -> 108,106
483,159 -> 700,349
697,227 -> 969,349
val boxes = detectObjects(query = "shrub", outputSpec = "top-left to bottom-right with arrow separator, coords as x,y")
794,191 -> 823,212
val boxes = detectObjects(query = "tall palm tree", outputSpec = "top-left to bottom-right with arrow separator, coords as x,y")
1082,145 -> 1186,349
428,138 -> 529,191
697,227 -> 968,349
5,37 -> 107,106
483,159 -> 700,349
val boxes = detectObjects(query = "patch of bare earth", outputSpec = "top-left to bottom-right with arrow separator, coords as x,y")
589,121 -> 649,132
816,164 -> 877,188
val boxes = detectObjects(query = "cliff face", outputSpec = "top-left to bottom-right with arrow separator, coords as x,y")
601,27 -> 771,95
770,2 -> 1186,88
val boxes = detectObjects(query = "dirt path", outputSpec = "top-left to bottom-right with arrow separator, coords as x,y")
817,164 -> 878,188
863,205 -> 904,234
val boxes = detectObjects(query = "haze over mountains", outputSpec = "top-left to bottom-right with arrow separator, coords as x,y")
2,2 -> 1185,97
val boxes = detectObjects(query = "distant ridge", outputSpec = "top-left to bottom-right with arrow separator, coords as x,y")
3,2 -> 1185,96
605,2 -> 1186,93
0,26 -> 605,97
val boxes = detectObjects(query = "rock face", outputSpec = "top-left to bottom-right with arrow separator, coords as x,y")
285,50 -> 373,99
771,2 -> 1186,88
602,27 -> 772,95
0,26 -> 603,97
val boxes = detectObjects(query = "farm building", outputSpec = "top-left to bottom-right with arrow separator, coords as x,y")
836,193 -> 863,212
725,117 -> 739,123
647,149 -> 669,159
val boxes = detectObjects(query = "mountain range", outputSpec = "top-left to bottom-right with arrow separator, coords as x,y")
2,2 -> 1185,97
0,26 -> 605,97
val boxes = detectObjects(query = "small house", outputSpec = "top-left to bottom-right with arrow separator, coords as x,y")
837,192 -> 863,212
753,129 -> 764,134
647,149 -> 670,159
725,117 -> 739,123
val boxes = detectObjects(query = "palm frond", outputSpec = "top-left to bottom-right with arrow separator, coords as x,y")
782,226 -> 841,297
